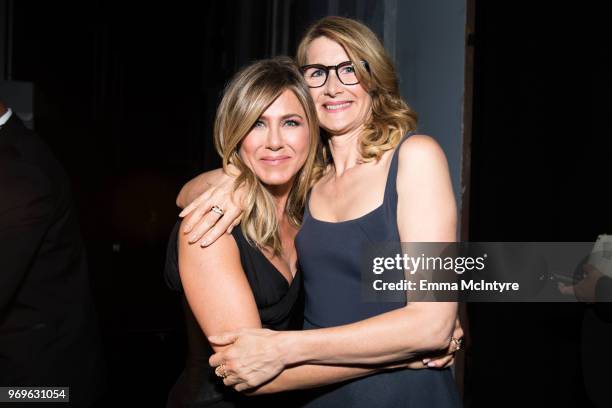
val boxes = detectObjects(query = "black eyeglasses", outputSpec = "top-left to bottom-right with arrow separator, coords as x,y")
300,60 -> 370,88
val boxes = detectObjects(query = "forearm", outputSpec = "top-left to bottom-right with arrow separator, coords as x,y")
280,302 -> 457,366
176,168 -> 224,208
248,363 -> 387,395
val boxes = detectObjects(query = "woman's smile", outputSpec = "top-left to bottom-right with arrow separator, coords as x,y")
260,155 -> 292,165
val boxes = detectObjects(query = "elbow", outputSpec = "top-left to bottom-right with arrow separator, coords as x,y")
412,304 -> 457,352
431,312 -> 457,351
417,324 -> 452,353
429,325 -> 454,351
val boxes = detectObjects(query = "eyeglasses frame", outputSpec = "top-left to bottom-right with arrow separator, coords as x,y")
299,60 -> 370,88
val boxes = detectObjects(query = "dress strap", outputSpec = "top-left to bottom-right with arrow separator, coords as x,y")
383,131 -> 414,203
303,188 -> 313,219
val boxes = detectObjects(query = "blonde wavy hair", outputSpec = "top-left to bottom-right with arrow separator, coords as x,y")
214,57 -> 321,255
296,16 -> 417,166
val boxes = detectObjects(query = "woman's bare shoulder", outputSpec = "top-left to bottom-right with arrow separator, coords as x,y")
396,133 -> 452,190
177,218 -> 241,269
398,134 -> 446,163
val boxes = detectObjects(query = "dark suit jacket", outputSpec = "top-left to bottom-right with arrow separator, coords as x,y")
0,114 -> 104,406
595,275 -> 612,322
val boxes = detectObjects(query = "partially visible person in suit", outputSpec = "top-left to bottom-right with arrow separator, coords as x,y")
0,101 -> 105,407
559,261 -> 612,407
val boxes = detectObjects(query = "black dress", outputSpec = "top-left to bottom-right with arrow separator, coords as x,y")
164,221 -> 304,407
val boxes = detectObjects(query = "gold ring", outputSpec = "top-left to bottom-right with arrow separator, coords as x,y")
215,364 -> 227,379
211,205 -> 224,216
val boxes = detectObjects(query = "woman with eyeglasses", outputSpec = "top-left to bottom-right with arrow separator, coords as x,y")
176,17 -> 463,407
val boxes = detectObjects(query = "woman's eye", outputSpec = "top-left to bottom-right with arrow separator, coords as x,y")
252,120 -> 265,128
284,120 -> 299,127
340,65 -> 355,74
310,69 -> 325,78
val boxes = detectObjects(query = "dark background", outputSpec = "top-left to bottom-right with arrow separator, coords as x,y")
2,0 -> 611,406
467,2 -> 610,407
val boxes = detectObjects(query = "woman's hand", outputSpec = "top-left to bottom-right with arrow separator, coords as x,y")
418,315 -> 463,368
403,352 -> 454,369
415,350 -> 455,369
209,328 -> 288,391
180,168 -> 245,247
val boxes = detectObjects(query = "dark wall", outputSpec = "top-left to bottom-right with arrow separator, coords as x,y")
466,2 -> 610,407
469,2 -> 611,242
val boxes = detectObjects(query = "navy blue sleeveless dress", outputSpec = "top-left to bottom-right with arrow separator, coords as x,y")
295,138 -> 462,407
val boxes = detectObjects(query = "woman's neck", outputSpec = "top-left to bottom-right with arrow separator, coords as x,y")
327,126 -> 364,176
266,182 -> 292,221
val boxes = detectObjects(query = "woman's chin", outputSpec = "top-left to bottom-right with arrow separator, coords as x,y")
258,174 -> 295,189
320,121 -> 354,136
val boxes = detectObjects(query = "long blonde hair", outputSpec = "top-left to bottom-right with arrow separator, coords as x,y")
296,16 -> 417,167
214,57 -> 321,255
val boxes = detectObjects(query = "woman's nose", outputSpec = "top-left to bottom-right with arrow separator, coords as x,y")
266,125 -> 283,150
324,70 -> 342,96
